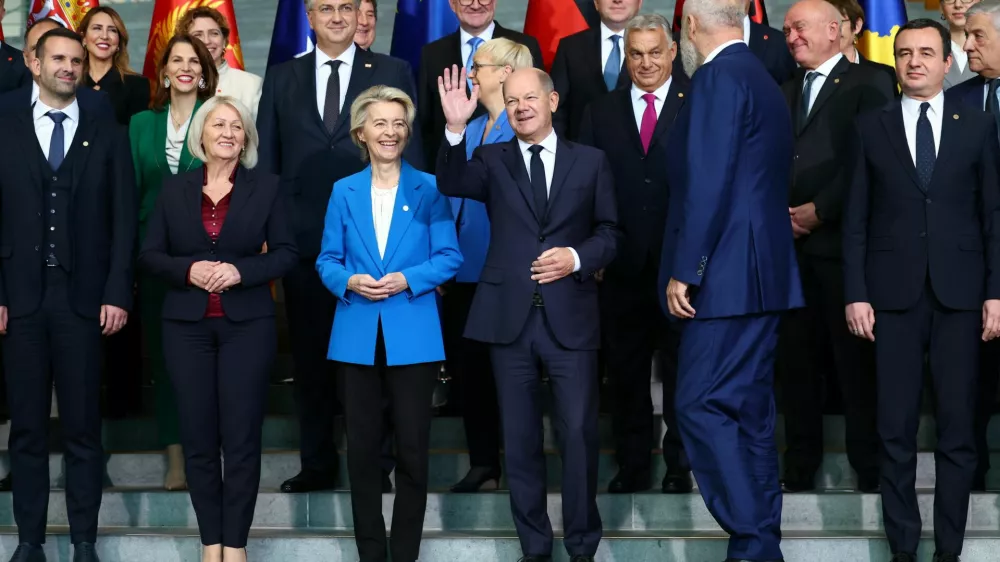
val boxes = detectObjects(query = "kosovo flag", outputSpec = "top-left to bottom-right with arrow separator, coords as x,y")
267,0 -> 315,69
391,0 -> 459,80
858,0 -> 907,68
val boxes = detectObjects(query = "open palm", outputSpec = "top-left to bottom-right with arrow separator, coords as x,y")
437,64 -> 480,131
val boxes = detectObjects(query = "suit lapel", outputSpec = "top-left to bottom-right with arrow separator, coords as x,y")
185,172 -> 213,245
218,166 -> 253,243
650,80 -> 686,147
68,109 -> 96,194
336,47 -> 375,139
588,29 -> 607,90
13,109 -> 45,190
930,100 -> 962,192
178,99 -> 204,173
344,168 -> 386,276
881,103 -> 922,190
152,108 -> 170,173
382,165 -> 422,267
546,139 -> 577,219
501,139 -> 540,223
801,57 -> 849,133
292,52 -> 328,138
618,90 -> 644,153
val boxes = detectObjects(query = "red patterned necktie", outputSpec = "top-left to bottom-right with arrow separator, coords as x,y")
639,93 -> 657,153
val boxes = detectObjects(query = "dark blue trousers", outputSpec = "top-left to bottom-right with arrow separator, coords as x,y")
490,307 -> 602,557
676,313 -> 783,561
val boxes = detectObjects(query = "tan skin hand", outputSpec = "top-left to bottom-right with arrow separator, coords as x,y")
100,305 -> 128,336
845,302 -> 875,341
348,273 -> 388,301
188,260 -> 221,290
378,272 -> 409,296
666,278 -> 696,319
530,248 -> 575,284
983,299 -> 1000,341
789,203 -> 820,238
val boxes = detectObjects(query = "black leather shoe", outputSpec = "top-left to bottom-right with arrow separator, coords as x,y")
780,471 -> 816,492
972,472 -> 987,491
608,468 -> 651,493
857,473 -> 880,493
0,473 -> 11,492
517,557 -> 551,562
569,557 -> 595,562
280,471 -> 337,493
890,554 -> 916,562
72,543 -> 98,562
933,553 -> 960,562
8,544 -> 45,562
450,466 -> 501,493
662,471 -> 693,494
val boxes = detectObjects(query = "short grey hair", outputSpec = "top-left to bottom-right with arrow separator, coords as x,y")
349,85 -> 417,163
624,14 -> 675,46
188,96 -> 259,169
682,0 -> 746,31
502,67 -> 555,99
304,0 -> 361,10
968,0 -> 1000,31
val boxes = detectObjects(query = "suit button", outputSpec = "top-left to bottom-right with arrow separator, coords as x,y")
538,236 -> 545,242
210,249 -> 216,254
925,198 -> 932,204
794,155 -> 799,160
644,179 -> 651,184
34,246 -> 39,251
919,232 -> 927,237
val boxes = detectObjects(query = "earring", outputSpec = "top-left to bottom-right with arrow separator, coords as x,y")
198,77 -> 207,90
941,14 -> 946,20
163,76 -> 170,88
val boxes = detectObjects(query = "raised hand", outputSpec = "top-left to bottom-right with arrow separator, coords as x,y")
437,64 -> 479,133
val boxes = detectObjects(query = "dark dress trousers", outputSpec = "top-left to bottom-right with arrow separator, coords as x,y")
436,134 -> 619,558
844,97 -> 1000,556
0,43 -> 29,94
138,167 -> 298,547
778,57 -> 895,487
0,103 -> 137,546
576,78 -> 689,479
417,22 -> 544,168
257,45 -> 422,479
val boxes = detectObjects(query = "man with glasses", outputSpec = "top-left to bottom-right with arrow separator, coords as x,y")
418,0 -> 543,168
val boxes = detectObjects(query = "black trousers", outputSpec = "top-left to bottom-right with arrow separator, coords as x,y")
600,266 -> 687,474
102,291 -> 142,418
976,339 -> 1000,481
779,253 -> 878,480
875,284 -> 978,556
163,316 -> 275,548
442,282 -> 501,471
3,267 -> 103,545
340,330 -> 437,562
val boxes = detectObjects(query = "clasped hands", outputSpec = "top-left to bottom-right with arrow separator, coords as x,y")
189,261 -> 242,293
348,272 -> 408,301
789,202 -> 821,239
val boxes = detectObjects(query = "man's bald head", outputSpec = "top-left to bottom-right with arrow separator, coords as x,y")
783,0 -> 844,69
502,68 -> 559,144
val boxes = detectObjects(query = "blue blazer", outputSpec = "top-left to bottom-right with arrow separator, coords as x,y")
947,74 -> 987,111
451,111 -> 514,282
316,162 -> 462,366
658,43 -> 804,319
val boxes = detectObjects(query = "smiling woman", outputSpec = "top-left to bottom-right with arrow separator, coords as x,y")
78,6 -> 151,126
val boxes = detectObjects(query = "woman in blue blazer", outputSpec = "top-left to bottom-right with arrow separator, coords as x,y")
437,38 -> 536,493
316,86 -> 461,562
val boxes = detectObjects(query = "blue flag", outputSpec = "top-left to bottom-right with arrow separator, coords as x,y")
858,0 -> 907,68
390,0 -> 459,79
267,0 -> 316,69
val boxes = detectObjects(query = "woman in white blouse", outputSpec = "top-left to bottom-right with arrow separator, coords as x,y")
178,6 -> 263,117
129,33 -> 218,492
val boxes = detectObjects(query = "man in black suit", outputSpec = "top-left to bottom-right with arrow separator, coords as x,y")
437,66 -> 618,562
844,19 -> 1000,562
0,28 -> 136,562
418,0 -> 543,167
257,0 -> 422,494
777,0 -> 894,495
576,13 -> 691,496
0,0 -> 29,94
551,0 -> 641,141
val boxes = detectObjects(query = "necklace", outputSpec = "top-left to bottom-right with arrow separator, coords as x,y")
170,108 -> 189,131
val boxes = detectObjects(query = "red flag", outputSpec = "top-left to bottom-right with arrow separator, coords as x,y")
673,0 -> 685,33
142,0 -> 245,83
27,0 -> 99,31
675,0 -> 768,31
523,0 -> 589,71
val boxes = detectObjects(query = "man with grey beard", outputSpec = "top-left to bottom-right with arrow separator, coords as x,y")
658,0 -> 801,561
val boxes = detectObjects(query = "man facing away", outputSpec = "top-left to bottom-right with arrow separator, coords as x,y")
658,0 -> 803,561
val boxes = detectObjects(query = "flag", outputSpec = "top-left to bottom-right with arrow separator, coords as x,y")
675,0 -> 768,31
390,0 -> 458,80
524,0 -> 589,71
673,0 -> 684,32
858,0 -> 907,68
266,0 -> 314,68
27,0 -> 99,31
142,0 -> 246,83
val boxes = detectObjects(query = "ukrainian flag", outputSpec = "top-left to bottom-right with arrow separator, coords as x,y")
858,0 -> 908,68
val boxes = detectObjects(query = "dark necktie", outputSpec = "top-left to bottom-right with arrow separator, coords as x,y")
987,78 -> 1000,133
801,71 -> 818,123
528,145 -> 547,221
915,102 -> 936,190
323,60 -> 343,134
47,111 -> 67,170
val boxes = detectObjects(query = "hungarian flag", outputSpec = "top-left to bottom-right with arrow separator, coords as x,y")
142,0 -> 245,82
674,0 -> 767,32
27,0 -> 99,31
523,0 -> 590,71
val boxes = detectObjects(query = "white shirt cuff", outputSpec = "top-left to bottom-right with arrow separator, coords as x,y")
444,128 -> 466,146
569,247 -> 581,273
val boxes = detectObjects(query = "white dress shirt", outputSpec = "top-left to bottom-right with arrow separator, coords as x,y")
33,98 -> 79,161
704,40 -> 745,65
802,53 -> 844,115
600,22 -> 625,72
316,42 -> 356,121
217,61 -> 263,119
165,113 -> 192,175
952,41 -> 968,74
982,82 -> 999,111
743,15 -> 751,44
31,81 -> 40,105
900,92 -> 944,165
371,185 -> 398,258
460,21 -> 495,66
631,78 -> 673,132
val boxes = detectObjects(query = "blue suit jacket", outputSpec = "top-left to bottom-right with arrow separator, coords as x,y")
316,162 -> 462,366
947,75 -> 987,111
451,112 -> 514,282
658,43 -> 804,319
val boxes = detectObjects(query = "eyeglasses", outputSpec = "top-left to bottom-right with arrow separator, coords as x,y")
943,0 -> 979,5
458,0 -> 494,6
470,62 -> 502,72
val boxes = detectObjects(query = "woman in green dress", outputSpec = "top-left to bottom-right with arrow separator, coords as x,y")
130,34 -> 218,490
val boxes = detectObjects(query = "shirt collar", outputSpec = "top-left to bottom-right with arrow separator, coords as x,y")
33,96 -> 80,124
743,15 -> 751,44
851,47 -> 860,64
518,128 -> 558,156
316,42 -> 357,70
704,40 -> 744,65
460,21 -> 496,46
31,81 -> 39,105
600,22 -> 623,43
901,90 -> 945,119
808,52 -> 844,76
631,76 -> 673,104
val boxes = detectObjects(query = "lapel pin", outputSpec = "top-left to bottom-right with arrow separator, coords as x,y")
365,63 -> 372,68
6,57 -> 11,62
954,114 -> 960,120
678,92 -> 684,98
82,141 -> 89,147
834,78 -> 840,84
402,205 -> 409,212
763,35 -> 769,40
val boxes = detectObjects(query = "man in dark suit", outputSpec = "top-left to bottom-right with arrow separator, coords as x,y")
551,0 -> 641,140
0,28 -> 136,562
844,19 -> 1000,562
354,0 -> 377,50
436,66 -> 618,562
660,1 -> 802,560
257,0 -> 422,495
0,0 -> 29,94
576,13 -> 691,496
742,0 -> 796,84
418,0 -> 543,167
777,0 -> 894,495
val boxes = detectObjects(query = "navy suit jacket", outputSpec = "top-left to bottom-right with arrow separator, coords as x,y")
0,83 -> 115,119
658,43 -> 803,319
436,134 -> 619,349
843,97 -> 1000,311
749,21 -> 796,85
256,46 -> 424,258
0,43 -> 29,94
947,74 -> 988,111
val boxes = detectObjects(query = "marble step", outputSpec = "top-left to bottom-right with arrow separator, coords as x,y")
0,528 -> 998,562
3,489 -> 1000,533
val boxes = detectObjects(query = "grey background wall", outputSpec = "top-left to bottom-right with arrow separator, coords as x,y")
1,0 -> 939,77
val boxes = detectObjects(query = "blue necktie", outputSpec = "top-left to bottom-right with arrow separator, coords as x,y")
466,37 -> 484,91
915,102 -> 935,190
801,71 -> 818,122
604,35 -> 622,91
47,111 -> 67,171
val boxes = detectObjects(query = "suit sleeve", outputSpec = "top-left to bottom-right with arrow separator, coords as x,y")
137,189 -> 197,288
400,187 -> 463,298
315,188 -> 353,304
774,42 -> 797,85
577,104 -> 596,147
104,125 -> 138,311
981,120 -> 1000,300
573,153 -> 619,276
550,40 -> 571,137
256,69 -> 280,176
842,122 -> 871,304
435,137 -> 489,201
232,183 -> 299,288
397,60 -> 426,171
418,45 -> 438,170
671,68 -> 743,286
